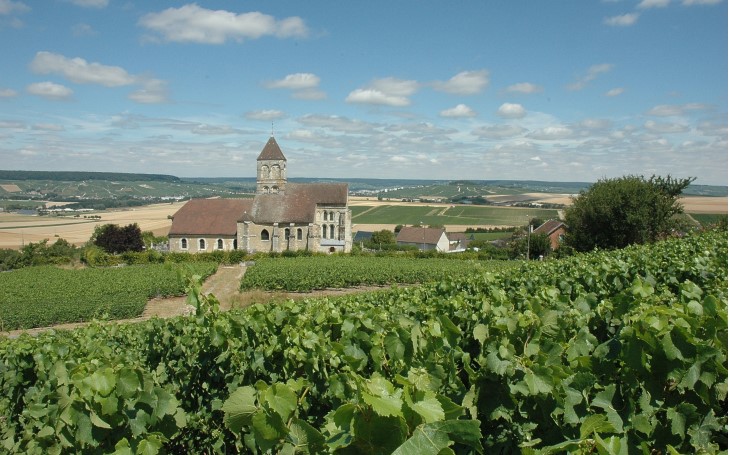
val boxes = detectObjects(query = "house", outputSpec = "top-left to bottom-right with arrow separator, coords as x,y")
445,232 -> 470,252
168,136 -> 352,253
533,220 -> 567,250
396,226 -> 450,252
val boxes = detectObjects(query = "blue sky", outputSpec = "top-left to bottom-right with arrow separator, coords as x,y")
0,0 -> 727,185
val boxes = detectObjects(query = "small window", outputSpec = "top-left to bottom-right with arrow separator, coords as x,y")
181,238 -> 188,249
322,225 -> 327,239
261,229 -> 270,241
297,228 -> 303,240
284,228 -> 290,239
330,225 -> 335,239
329,212 -> 335,221
217,239 -> 223,250
233,239 -> 238,250
199,239 -> 206,250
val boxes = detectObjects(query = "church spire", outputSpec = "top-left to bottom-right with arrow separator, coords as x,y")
256,136 -> 287,194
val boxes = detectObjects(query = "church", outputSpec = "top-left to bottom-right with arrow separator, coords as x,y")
168,136 -> 352,253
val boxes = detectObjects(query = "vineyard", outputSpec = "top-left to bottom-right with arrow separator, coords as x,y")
0,262 -> 217,330
0,231 -> 726,453
241,256 -> 516,292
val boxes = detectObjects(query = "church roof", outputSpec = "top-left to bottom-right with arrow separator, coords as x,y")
250,183 -> 348,224
257,136 -> 287,161
169,198 -> 253,236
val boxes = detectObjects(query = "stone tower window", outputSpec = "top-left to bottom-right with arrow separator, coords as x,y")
181,238 -> 188,249
261,229 -> 270,241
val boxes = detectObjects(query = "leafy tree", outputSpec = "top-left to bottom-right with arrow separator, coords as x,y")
367,229 -> 396,249
509,232 -> 551,260
564,175 -> 694,251
92,223 -> 145,254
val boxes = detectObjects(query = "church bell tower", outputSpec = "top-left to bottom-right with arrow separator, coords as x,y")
256,136 -> 287,194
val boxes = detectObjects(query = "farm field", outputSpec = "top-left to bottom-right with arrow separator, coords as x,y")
351,204 -> 559,226
0,231 -> 725,453
0,262 -> 217,331
0,202 -> 185,249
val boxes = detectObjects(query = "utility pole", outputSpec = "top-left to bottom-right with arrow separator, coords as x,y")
526,220 -> 532,261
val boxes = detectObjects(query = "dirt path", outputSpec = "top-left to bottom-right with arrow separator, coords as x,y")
1,264 -> 390,338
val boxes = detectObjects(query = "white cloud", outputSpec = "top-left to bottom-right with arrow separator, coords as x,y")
496,103 -> 526,119
139,5 -> 308,44
389,156 -> 408,163
298,114 -> 377,133
638,0 -> 670,8
527,126 -> 574,140
567,63 -> 614,90
647,104 -> 684,116
69,0 -> 108,8
506,82 -> 543,94
604,13 -> 640,26
605,87 -> 625,97
265,73 -> 320,90
644,120 -> 689,133
30,51 -> 136,87
0,0 -> 29,15
246,110 -> 286,121
346,77 -> 419,107
265,73 -> 325,100
128,78 -> 169,104
433,70 -> 489,95
472,124 -> 526,139
580,118 -> 613,129
26,81 -> 73,100
440,104 -> 476,118
0,88 -> 17,98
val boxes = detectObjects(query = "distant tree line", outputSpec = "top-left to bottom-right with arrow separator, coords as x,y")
0,170 -> 180,182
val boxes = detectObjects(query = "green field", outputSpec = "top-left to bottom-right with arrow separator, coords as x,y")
352,204 -> 558,226
0,262 -> 217,330
689,213 -> 727,226
241,256 -> 516,291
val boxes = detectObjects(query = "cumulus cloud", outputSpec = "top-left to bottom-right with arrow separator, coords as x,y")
638,0 -> 670,7
496,103 -> 526,119
644,120 -> 689,133
567,63 -> 614,91
128,78 -> 169,104
30,51 -> 135,87
472,124 -> 526,139
26,81 -> 73,100
433,70 -> 489,95
346,77 -> 419,107
139,5 -> 308,44
264,73 -> 325,100
246,110 -> 286,121
604,13 -> 639,26
0,88 -> 17,98
29,51 -> 169,104
440,104 -> 477,118
527,126 -> 574,140
506,82 -> 543,94
605,87 -> 625,97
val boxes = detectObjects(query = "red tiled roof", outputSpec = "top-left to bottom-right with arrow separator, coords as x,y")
534,219 -> 566,235
169,198 -> 253,236
396,226 -> 445,245
251,183 -> 348,224
257,137 -> 287,161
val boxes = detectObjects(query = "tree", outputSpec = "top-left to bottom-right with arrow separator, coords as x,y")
367,229 -> 396,249
564,175 -> 694,252
509,232 -> 551,260
92,223 -> 144,254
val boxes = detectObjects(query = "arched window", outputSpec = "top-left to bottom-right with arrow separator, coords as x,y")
199,239 -> 206,250
233,239 -> 238,250
181,238 -> 188,249
330,212 -> 335,221
271,164 -> 280,178
217,239 -> 223,250
263,186 -> 270,193
330,225 -> 335,239
272,186 -> 278,194
284,228 -> 290,239
297,228 -> 303,240
261,165 -> 269,178
322,225 -> 327,239
261,229 -> 270,241
322,210 -> 327,221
